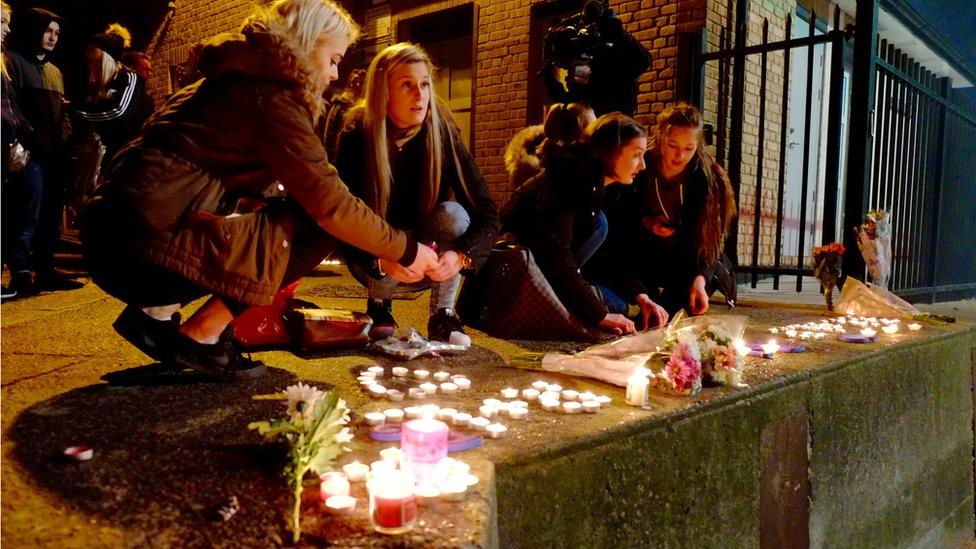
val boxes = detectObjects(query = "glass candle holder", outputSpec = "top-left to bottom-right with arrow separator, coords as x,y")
368,470 -> 417,535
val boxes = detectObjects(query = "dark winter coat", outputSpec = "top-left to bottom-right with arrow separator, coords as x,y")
6,49 -> 66,159
82,28 -> 415,305
335,115 -> 499,273
501,146 -> 611,325
75,68 -> 155,160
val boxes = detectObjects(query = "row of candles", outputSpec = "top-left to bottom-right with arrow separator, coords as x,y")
358,366 -> 474,402
768,316 -> 922,339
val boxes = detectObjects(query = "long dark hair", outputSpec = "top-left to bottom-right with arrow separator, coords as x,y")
584,112 -> 646,174
649,102 -> 736,264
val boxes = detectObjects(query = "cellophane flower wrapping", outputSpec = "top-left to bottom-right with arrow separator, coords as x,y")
855,210 -> 892,289
835,276 -> 919,319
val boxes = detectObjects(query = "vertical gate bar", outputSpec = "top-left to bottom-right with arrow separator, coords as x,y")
918,69 -> 934,292
822,29 -> 846,247
751,19 -> 770,289
842,0 -> 878,284
872,38 -> 888,207
882,44 -> 898,214
795,9 -> 817,292
773,14 -> 792,290
888,50 -> 903,288
908,61 -> 922,288
928,77 -> 950,301
895,51 -> 911,289
727,0 -> 750,271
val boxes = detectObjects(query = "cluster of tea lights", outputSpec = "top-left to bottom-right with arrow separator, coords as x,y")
357,365 -> 473,402
330,454 -> 478,508
768,315 -> 921,340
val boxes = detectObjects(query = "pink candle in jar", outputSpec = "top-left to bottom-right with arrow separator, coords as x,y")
400,416 -> 449,486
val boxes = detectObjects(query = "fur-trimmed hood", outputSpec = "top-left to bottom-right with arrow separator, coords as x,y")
195,25 -> 324,117
504,124 -> 545,190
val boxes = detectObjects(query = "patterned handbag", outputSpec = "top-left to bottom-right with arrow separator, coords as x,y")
457,240 -> 604,342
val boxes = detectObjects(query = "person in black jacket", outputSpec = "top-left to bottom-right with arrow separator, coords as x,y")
588,103 -> 737,323
75,23 -> 155,163
503,112 -> 648,335
335,42 -> 499,342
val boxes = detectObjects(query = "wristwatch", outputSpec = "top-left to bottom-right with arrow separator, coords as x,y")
373,258 -> 386,278
456,251 -> 473,270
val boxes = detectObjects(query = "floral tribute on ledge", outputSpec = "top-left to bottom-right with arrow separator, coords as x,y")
812,241 -> 845,311
249,383 -> 354,543
647,316 -> 746,395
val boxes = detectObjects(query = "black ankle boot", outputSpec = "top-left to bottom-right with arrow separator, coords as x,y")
366,299 -> 397,340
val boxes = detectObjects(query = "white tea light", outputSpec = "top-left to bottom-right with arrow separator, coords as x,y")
545,384 -> 563,393
508,407 -> 528,420
364,412 -> 386,426
541,399 -> 560,411
479,405 -> 498,419
578,391 -> 596,402
391,366 -> 409,377
560,389 -> 579,401
882,324 -> 898,334
469,417 -> 490,431
413,369 -> 430,380
485,423 -> 508,439
342,461 -> 369,482
404,406 -> 422,419
408,388 -> 426,400
371,460 -> 395,473
500,387 -> 519,399
439,481 -> 468,501
433,371 -> 451,382
860,328 -> 877,338
908,323 -> 922,331
521,388 -> 540,401
562,401 -> 582,414
419,382 -> 438,395
438,408 -> 458,421
540,391 -> 560,402
440,382 -> 459,394
531,380 -> 549,391
383,409 -> 404,423
596,395 -> 612,408
380,447 -> 402,463
367,366 -> 385,377
324,495 -> 356,515
483,398 -> 502,408
368,384 -> 388,398
761,340 -> 780,355
414,484 -> 440,505
454,378 -> 472,390
452,412 -> 472,426
582,401 -> 601,414
386,389 -> 404,402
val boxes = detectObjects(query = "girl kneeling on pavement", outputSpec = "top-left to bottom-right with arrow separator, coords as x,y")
81,0 -> 438,380
502,112 -> 649,336
335,42 -> 499,342
587,102 -> 737,322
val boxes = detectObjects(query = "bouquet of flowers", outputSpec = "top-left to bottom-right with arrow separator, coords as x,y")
855,210 -> 891,289
696,325 -> 745,386
648,331 -> 703,395
812,241 -> 845,310
249,383 -> 354,543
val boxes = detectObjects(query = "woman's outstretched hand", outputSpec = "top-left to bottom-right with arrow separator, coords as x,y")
427,250 -> 463,282
382,243 -> 440,283
599,313 -> 636,335
635,293 -> 669,330
689,275 -> 709,315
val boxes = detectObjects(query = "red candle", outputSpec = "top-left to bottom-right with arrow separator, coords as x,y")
368,470 -> 418,534
372,493 -> 418,529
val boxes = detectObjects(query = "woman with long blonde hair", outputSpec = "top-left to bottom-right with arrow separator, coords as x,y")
590,102 -> 737,320
81,0 -> 439,380
335,42 -> 499,342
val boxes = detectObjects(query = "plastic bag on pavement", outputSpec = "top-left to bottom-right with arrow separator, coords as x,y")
231,281 -> 301,347
370,327 -> 470,360
835,277 -> 919,319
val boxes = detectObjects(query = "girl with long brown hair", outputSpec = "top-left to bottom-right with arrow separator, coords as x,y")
335,42 -> 499,342
589,102 -> 737,321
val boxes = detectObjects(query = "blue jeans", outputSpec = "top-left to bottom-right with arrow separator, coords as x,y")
2,161 -> 44,274
574,211 -> 607,267
351,201 -> 471,314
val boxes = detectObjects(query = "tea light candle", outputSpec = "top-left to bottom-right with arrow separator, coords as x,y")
358,374 -> 376,382
596,395 -> 612,408
384,409 -> 404,424
419,382 -> 438,395
324,495 -> 357,515
521,388 -> 540,401
500,387 -> 519,399
768,327 -> 779,334
419,404 -> 440,417
454,377 -> 472,390
414,484 -> 440,505
479,405 -> 498,419
408,387 -> 426,400
860,328 -> 877,338
448,460 -> 471,476
440,382 -> 459,394
367,366 -> 385,377
343,461 -> 370,482
433,371 -> 451,382
320,471 -> 351,501
908,322 -> 922,331
540,399 -> 560,411
562,401 -> 582,414
452,412 -> 472,426
483,398 -> 502,407
561,389 -> 579,401
545,384 -> 563,393
540,391 -> 560,401
882,324 -> 898,334
391,366 -> 409,377
404,406 -> 422,419
439,480 -> 468,501
380,447 -> 402,463
371,460 -> 396,474
733,339 -> 750,357
582,401 -> 601,414
814,332 -> 827,340
761,339 -> 780,355
508,407 -> 528,420
532,380 -> 549,391
437,408 -> 458,421
509,400 -> 528,409
469,417 -> 490,431
625,368 -> 649,407
364,412 -> 386,426
784,329 -> 798,338
485,423 -> 508,438
386,389 -> 404,402
578,391 -> 596,402
368,384 -> 388,398
413,369 -> 430,380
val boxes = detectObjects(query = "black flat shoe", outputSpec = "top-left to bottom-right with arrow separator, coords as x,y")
428,307 -> 465,343
113,305 -> 182,362
366,299 -> 397,340
171,327 -> 266,381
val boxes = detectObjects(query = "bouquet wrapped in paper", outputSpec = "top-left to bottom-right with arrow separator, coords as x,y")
855,210 -> 891,288
539,313 -> 747,393
812,242 -> 844,310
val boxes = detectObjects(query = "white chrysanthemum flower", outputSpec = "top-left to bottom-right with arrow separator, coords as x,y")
336,399 -> 351,424
283,382 -> 324,423
335,426 -> 354,445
